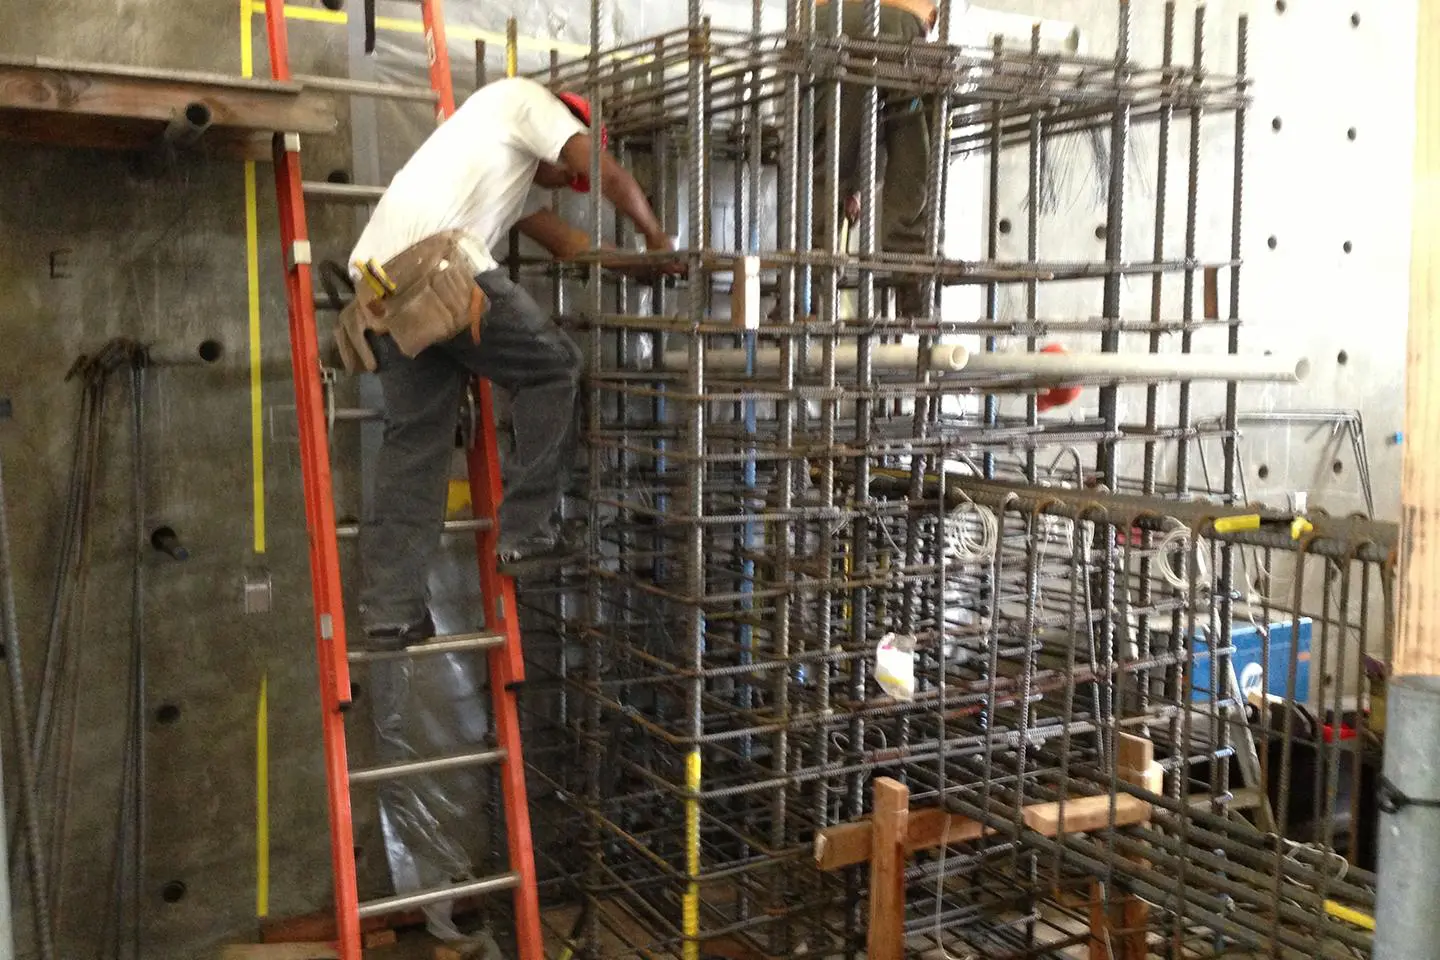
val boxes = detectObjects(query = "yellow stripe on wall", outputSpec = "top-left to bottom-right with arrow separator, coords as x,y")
241,0 -> 270,922
241,0 -> 266,556
256,673 -> 271,917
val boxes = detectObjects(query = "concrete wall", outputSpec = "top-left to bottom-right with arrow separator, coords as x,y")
0,0 -> 1416,956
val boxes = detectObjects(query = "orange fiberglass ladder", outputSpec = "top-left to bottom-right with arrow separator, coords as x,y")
260,1 -> 543,957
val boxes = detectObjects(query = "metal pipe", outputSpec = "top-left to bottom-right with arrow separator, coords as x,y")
662,343 -> 968,373
162,101 -> 212,148
958,350 -> 1308,383
0,721 -> 11,960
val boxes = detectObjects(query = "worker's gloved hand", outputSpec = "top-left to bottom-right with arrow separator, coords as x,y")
641,230 -> 687,279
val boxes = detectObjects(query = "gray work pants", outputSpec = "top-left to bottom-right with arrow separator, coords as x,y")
358,268 -> 582,630
813,3 -> 933,258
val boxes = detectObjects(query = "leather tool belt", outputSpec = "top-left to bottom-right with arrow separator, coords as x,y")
335,230 -> 488,374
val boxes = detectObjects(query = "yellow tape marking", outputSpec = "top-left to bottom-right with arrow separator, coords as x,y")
256,673 -> 271,917
682,749 -> 701,960
248,2 -> 592,57
447,478 -> 472,517
242,1 -> 266,555
245,163 -> 266,555
242,0 -> 270,921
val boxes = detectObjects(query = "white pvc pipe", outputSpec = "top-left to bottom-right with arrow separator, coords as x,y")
663,343 -> 971,374
959,351 -> 1310,384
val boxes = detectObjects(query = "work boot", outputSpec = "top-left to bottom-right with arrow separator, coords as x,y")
498,521 -> 588,578
355,610 -> 436,653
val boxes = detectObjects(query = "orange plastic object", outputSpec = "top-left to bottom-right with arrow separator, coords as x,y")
1037,343 -> 1082,412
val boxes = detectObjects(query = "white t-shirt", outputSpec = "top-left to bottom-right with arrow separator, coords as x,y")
348,76 -> 586,276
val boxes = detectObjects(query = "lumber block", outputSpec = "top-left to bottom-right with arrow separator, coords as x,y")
219,946 -> 338,960
866,777 -> 909,960
363,929 -> 398,949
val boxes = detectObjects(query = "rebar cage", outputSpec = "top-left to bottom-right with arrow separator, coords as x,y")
497,2 -> 1395,957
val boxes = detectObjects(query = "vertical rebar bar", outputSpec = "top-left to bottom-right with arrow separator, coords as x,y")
1097,0 -> 1130,487
0,450 -> 54,960
981,37 -> 1003,481
1175,5 -> 1206,497
1213,15 -> 1249,820
1137,0 -> 1176,737
581,4 -> 605,955
682,8 -> 708,959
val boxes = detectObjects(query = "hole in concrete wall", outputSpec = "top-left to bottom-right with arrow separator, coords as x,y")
1332,460 -> 1345,475
998,218 -> 1012,235
198,340 -> 223,363
1258,464 -> 1271,480
161,881 -> 187,904
322,0 -> 344,9
1347,127 -> 1358,141
326,169 -> 352,184
155,703 -> 181,725
1275,0 -> 1286,12
1343,240 -> 1353,254
1351,12 -> 1361,27
1094,224 -> 1107,241
354,845 -> 364,862
350,681 -> 362,702
1267,235 -> 1278,250
1271,116 -> 1282,132
1337,350 -> 1349,365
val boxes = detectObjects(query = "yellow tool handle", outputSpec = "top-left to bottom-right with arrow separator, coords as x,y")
1323,899 -> 1375,931
365,259 -> 397,294
1213,514 -> 1261,534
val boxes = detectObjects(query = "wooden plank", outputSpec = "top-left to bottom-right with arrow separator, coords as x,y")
362,929 -> 398,949
866,777 -> 909,960
1117,732 -> 1164,794
0,58 -> 337,131
0,110 -> 271,160
0,57 -> 337,158
1020,793 -> 1152,836
219,945 -> 338,960
1397,0 -> 1440,677
815,793 -> 1152,871
1087,882 -> 1110,960
1099,736 -> 1156,960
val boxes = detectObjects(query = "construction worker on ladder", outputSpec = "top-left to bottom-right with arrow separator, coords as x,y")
815,0 -> 939,317
334,76 -> 673,651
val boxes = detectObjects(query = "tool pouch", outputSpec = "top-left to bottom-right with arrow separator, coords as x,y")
335,230 -> 488,374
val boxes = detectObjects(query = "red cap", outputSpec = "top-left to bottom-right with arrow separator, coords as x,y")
557,91 -> 609,193
1036,343 -> 1082,412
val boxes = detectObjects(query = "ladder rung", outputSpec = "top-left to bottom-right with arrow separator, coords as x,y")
336,518 -> 494,539
348,631 -> 506,663
332,407 -> 383,423
303,181 -> 386,204
296,74 -> 439,102
350,747 -> 506,784
357,872 -> 519,919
